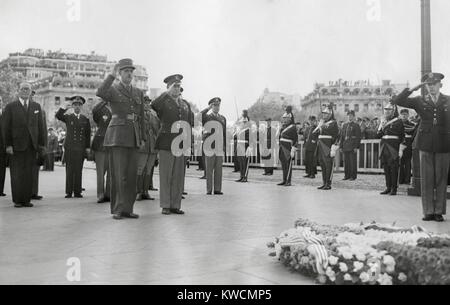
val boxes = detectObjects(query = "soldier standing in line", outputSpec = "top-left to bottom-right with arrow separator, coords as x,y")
0,104 -> 7,197
96,59 -> 145,220
235,116 -> 251,183
303,116 -> 318,179
340,110 -> 362,181
277,109 -> 298,187
393,73 -> 450,222
56,96 -> 91,199
314,105 -> 339,191
398,109 -> 416,185
44,128 -> 58,171
377,102 -> 405,196
261,118 -> 275,176
91,99 -> 112,203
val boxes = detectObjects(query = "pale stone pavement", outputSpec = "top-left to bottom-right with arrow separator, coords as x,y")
0,165 -> 449,285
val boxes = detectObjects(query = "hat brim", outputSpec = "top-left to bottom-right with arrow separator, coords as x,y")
119,66 -> 136,71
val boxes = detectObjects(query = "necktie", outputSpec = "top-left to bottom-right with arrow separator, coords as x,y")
23,99 -> 28,110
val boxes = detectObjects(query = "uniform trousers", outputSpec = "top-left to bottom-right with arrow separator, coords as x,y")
32,164 -> 40,196
343,150 -> 358,179
137,153 -> 157,193
399,156 -> 412,184
318,147 -> 333,186
205,155 -> 223,193
419,151 -> 450,216
9,147 -> 36,204
65,149 -> 84,195
159,150 -> 185,209
109,147 -> 138,215
381,151 -> 399,190
304,150 -> 317,176
0,153 -> 7,194
279,148 -> 293,184
94,151 -> 110,200
238,156 -> 248,179
44,153 -> 55,171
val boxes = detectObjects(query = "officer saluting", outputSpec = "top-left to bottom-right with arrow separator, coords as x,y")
56,96 -> 91,198
393,73 -> 450,222
314,105 -> 339,190
277,107 -> 298,186
96,59 -> 146,220
377,102 -> 405,196
151,74 -> 193,215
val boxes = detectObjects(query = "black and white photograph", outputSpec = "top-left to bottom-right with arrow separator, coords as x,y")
0,0 -> 450,290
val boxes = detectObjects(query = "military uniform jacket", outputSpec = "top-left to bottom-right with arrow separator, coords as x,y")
279,124 -> 299,152
47,134 -> 59,154
151,92 -> 193,151
56,109 -> 91,152
304,125 -> 319,152
340,121 -> 362,152
200,108 -> 227,152
260,126 -> 274,160
314,120 -> 339,157
91,101 -> 112,152
402,119 -> 416,159
139,108 -> 161,154
393,89 -> 450,153
377,117 -> 405,162
236,126 -> 250,150
96,75 -> 145,148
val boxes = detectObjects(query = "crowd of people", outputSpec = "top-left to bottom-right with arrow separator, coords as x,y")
0,60 -> 448,223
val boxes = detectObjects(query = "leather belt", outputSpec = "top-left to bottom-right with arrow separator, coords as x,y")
237,140 -> 249,143
318,135 -> 332,139
405,135 -> 413,139
280,138 -> 294,144
382,135 -> 399,140
112,114 -> 136,120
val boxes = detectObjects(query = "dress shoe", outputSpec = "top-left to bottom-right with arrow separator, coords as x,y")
122,213 -> 139,219
181,196 -> 185,200
162,208 -> 171,215
136,194 -> 143,201
31,195 -> 43,200
342,178 -> 350,181
97,197 -> 107,204
14,203 -> 23,208
113,214 -> 123,220
104,197 -> 111,202
389,189 -> 397,196
323,185 -> 332,190
149,187 -> 158,191
284,183 -> 292,187
241,178 -> 248,183
22,203 -> 34,208
277,182 -> 286,186
65,194 -> 73,199
200,176 -> 206,180
170,209 -> 185,215
317,185 -> 326,190
236,178 -> 243,182
422,215 -> 435,221
434,215 -> 445,222
380,189 -> 391,195
183,192 -> 188,195
214,192 -> 223,195
267,173 -> 273,176
82,188 -> 85,191
74,194 -> 83,198
262,173 -> 268,176
207,192 -> 212,195
309,175 -> 316,179
142,193 -> 155,201
349,178 -> 356,181
0,193 -> 6,197
303,175 -> 311,178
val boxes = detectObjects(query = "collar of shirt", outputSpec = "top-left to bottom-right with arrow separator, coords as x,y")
19,97 -> 29,107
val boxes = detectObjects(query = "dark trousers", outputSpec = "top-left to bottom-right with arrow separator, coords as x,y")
399,157 -> 412,184
233,155 -> 240,172
381,154 -> 399,190
32,164 -> 40,196
343,151 -> 358,179
318,153 -> 333,186
9,147 -> 36,204
44,153 -> 55,171
0,153 -> 7,194
305,150 -> 317,176
65,149 -> 84,195
264,167 -> 274,175
109,147 -> 138,215
279,148 -> 293,183
238,156 -> 248,179
95,151 -> 110,200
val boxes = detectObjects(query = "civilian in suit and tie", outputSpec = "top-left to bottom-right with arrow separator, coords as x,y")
201,97 -> 227,195
340,110 -> 362,181
97,59 -> 146,220
151,74 -> 193,215
2,82 -> 46,208
303,116 -> 318,179
92,99 -> 112,203
0,105 -> 7,197
56,96 -> 91,198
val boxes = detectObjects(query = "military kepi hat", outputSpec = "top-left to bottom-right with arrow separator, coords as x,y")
322,105 -> 333,114
208,97 -> 221,105
347,110 -> 355,116
422,72 -> 444,84
117,58 -> 136,71
384,102 -> 396,110
69,95 -> 86,105
164,74 -> 183,87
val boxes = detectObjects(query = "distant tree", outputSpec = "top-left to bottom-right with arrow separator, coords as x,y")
0,67 -> 23,107
248,99 -> 306,124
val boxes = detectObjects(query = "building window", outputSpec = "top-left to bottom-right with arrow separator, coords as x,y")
364,104 -> 369,111
354,104 -> 360,112
55,96 -> 60,106
344,104 -> 350,112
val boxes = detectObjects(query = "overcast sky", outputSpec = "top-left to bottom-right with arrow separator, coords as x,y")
1,0 -> 450,119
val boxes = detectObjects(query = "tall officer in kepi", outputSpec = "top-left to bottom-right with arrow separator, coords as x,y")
393,72 -> 450,222
96,59 -> 146,220
340,110 -> 362,181
56,96 -> 91,198
398,109 -> 416,185
277,107 -> 298,186
92,98 -> 112,203
200,97 -> 227,195
151,74 -> 193,215
313,105 -> 339,190
377,102 -> 405,196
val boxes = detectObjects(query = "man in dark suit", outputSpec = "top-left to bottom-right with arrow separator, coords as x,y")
200,97 -> 227,195
2,82 -> 46,208
340,110 -> 362,181
92,99 -> 112,203
393,72 -> 450,222
0,105 -> 7,197
97,59 -> 145,220
303,116 -> 318,179
56,96 -> 91,198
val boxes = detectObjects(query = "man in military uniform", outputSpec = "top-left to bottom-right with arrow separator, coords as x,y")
235,116 -> 251,183
303,116 -> 318,179
151,74 -> 193,215
92,99 -> 112,203
377,102 -> 405,196
0,104 -> 7,197
261,118 -> 275,176
56,96 -> 91,198
278,110 -> 298,186
44,127 -> 58,171
200,97 -> 227,195
340,110 -> 362,181
314,105 -> 339,190
97,59 -> 145,220
398,109 -> 416,185
393,72 -> 450,222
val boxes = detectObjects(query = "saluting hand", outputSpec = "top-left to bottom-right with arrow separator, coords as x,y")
111,63 -> 120,78
411,82 -> 427,92
6,146 -> 13,155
